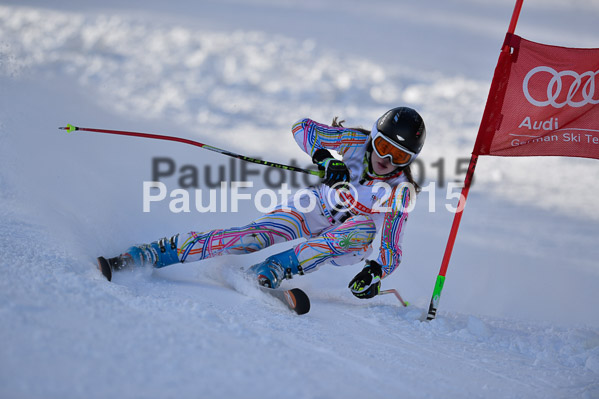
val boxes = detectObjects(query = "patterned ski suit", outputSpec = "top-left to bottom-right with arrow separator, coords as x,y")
174,118 -> 411,278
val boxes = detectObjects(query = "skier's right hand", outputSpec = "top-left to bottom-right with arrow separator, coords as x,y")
348,260 -> 382,299
312,149 -> 350,190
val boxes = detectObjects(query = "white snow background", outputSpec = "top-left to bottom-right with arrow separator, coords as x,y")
1,0 -> 599,398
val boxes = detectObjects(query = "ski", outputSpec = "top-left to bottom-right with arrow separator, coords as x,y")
97,256 -> 310,314
259,287 -> 310,315
97,256 -> 113,281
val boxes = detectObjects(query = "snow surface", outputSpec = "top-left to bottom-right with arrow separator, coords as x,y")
1,1 -> 599,398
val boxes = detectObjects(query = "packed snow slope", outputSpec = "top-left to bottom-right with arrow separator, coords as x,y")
1,1 -> 599,398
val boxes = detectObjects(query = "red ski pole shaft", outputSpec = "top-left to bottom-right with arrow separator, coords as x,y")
380,289 -> 409,307
59,124 -> 324,177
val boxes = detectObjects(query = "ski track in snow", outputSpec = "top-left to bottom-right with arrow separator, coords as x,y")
1,2 -> 599,398
1,207 -> 598,398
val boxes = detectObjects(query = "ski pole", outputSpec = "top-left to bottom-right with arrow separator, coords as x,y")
59,124 -> 325,178
380,289 -> 409,307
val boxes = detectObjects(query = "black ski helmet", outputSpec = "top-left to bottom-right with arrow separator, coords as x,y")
371,107 -> 426,163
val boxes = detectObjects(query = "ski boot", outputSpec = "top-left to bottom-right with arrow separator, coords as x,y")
97,235 -> 180,281
247,248 -> 304,289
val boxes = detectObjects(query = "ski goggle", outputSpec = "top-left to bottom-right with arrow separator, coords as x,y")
372,130 -> 417,167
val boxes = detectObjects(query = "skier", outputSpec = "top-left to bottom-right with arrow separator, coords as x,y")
98,106 -> 426,299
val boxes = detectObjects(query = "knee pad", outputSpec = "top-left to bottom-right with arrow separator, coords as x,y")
338,215 -> 377,247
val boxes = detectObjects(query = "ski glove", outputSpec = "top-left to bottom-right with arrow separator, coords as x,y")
348,260 -> 382,299
312,148 -> 350,190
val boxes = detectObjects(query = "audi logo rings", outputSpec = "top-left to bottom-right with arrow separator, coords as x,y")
522,66 -> 599,108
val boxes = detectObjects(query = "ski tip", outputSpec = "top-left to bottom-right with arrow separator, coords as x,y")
59,124 -> 78,133
96,256 -> 112,281
288,288 -> 310,315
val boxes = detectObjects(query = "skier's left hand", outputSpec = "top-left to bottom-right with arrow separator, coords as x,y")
348,260 -> 382,299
